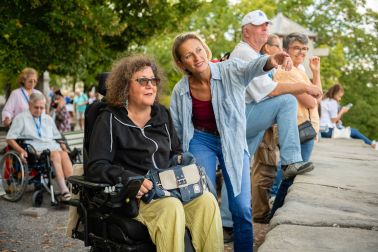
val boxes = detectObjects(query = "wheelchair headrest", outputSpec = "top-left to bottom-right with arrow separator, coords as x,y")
96,72 -> 110,97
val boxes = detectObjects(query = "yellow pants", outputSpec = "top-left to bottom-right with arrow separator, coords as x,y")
135,191 -> 223,252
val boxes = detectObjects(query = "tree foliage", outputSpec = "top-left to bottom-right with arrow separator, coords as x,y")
1,0 -> 377,139
0,0 -> 201,90
141,0 -> 378,139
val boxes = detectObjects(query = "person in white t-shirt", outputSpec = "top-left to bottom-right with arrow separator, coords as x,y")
320,84 -> 376,149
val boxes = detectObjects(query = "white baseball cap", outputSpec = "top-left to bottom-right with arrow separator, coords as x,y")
241,10 -> 272,26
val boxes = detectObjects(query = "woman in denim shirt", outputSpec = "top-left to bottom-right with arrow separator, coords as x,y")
170,32 -> 292,251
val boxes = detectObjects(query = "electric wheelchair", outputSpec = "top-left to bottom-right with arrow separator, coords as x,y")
66,160 -> 195,252
64,73 -> 194,252
0,139 -> 82,207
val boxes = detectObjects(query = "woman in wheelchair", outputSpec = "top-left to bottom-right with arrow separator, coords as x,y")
86,55 -> 223,251
6,93 -> 73,201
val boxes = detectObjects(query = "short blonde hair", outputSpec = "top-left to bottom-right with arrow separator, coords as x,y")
171,32 -> 212,74
17,67 -> 38,86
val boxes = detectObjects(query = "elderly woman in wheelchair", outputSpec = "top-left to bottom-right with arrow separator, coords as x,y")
67,55 -> 223,252
2,92 -> 73,204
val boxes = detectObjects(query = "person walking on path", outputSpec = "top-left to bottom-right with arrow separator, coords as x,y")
73,89 -> 88,130
2,67 -> 42,127
54,90 -> 71,133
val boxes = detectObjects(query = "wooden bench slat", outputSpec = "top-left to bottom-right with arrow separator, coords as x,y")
0,130 -> 84,151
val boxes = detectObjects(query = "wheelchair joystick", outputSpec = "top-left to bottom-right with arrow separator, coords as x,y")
115,177 -> 123,190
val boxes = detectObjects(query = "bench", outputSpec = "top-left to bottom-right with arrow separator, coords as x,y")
62,131 -> 84,150
0,130 -> 84,152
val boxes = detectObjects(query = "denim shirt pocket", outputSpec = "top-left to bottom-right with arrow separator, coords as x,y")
222,97 -> 242,127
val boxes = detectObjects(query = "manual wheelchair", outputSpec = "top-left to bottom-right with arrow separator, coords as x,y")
0,139 -> 81,207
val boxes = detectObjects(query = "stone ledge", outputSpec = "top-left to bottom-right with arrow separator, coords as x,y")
260,138 -> 378,251
259,224 -> 378,252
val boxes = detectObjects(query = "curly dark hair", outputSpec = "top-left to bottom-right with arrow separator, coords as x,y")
106,55 -> 162,107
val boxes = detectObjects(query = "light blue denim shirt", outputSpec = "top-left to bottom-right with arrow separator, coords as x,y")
170,56 -> 270,195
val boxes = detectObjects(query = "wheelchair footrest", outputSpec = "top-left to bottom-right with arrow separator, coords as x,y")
89,232 -> 155,252
72,230 -> 86,241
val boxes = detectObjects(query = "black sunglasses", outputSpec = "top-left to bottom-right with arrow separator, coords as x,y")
134,77 -> 160,87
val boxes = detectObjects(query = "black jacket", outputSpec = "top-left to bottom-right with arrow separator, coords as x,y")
87,104 -> 182,185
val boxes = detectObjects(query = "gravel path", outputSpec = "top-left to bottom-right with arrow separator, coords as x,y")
0,187 -> 89,252
1,185 -> 268,252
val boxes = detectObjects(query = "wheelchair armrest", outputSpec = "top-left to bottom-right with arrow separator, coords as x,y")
15,138 -> 32,146
68,175 -> 110,189
67,175 -> 143,208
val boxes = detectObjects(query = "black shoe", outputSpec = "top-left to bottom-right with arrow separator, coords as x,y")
223,227 -> 234,243
282,161 -> 314,179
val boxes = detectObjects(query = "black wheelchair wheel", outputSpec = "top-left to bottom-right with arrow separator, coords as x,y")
32,189 -> 44,207
0,150 -> 28,202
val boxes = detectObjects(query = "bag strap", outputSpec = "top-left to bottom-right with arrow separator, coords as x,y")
307,109 -> 311,122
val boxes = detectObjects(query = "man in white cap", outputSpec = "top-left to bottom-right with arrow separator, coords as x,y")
232,9 -> 324,181
220,10 -> 323,231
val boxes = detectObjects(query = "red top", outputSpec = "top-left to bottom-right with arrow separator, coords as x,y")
191,94 -> 218,133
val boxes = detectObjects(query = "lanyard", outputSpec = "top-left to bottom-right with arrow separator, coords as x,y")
33,116 -> 42,138
21,88 -> 32,103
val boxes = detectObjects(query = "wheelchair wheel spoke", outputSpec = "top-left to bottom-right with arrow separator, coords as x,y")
0,151 -> 28,202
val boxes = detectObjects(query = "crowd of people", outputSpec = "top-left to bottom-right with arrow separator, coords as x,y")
1,8 -> 377,252
48,87 -> 98,132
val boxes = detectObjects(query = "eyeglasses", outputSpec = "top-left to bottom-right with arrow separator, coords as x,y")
32,105 -> 45,110
134,77 -> 160,87
289,46 -> 309,53
26,79 -> 37,84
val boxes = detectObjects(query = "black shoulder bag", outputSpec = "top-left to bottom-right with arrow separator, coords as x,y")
298,109 -> 317,144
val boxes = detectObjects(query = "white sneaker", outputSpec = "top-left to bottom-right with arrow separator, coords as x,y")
0,185 -> 5,196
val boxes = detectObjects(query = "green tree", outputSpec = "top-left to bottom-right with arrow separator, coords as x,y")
0,0 -> 201,92
138,0 -> 281,107
142,0 -> 378,139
